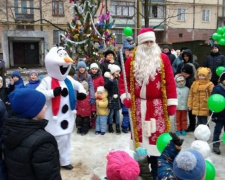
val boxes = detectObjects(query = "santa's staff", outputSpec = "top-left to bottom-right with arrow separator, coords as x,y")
120,48 -> 137,151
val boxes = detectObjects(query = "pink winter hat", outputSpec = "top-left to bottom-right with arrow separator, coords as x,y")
106,151 -> 140,180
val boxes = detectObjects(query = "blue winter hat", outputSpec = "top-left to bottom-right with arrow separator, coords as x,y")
9,88 -> 46,119
11,71 -> 21,78
77,58 -> 87,70
173,149 -> 205,180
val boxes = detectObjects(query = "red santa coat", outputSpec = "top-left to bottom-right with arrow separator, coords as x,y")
119,53 -> 177,156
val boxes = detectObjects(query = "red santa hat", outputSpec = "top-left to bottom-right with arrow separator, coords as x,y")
138,28 -> 156,45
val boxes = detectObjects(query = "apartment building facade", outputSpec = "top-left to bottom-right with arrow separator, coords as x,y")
0,0 -> 224,68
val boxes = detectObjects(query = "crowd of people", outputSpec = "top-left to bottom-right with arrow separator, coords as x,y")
0,27 -> 225,180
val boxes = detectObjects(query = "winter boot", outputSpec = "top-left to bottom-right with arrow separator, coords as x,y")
77,128 -> 82,134
108,124 -> 114,133
116,124 -> 121,134
213,142 -> 221,155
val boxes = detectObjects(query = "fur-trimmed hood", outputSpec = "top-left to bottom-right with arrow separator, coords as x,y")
195,67 -> 212,81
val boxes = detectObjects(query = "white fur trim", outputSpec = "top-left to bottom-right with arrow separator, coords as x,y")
167,98 -> 178,106
120,93 -> 131,103
138,31 -> 156,45
104,72 -> 111,78
144,121 -> 151,137
140,83 -> 146,99
151,118 -> 156,133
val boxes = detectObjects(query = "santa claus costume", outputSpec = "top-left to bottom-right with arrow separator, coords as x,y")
119,28 -> 177,178
37,46 -> 86,170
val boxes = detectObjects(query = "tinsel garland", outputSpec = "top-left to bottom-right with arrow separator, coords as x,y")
130,47 -> 140,148
130,49 -> 171,146
160,57 -> 171,131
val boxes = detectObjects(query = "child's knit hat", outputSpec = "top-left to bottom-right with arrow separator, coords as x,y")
90,63 -> 99,69
219,71 -> 225,83
108,64 -> 121,74
173,149 -> 205,180
28,70 -> 39,77
11,71 -> 21,78
9,88 -> 46,119
77,58 -> 87,70
106,150 -> 140,180
97,86 -> 105,93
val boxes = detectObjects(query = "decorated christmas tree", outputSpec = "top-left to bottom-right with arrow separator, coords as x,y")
61,0 -> 116,65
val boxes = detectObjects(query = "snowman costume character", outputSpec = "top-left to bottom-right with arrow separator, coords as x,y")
37,46 -> 86,169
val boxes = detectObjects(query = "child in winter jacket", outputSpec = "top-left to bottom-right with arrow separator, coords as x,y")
9,71 -> 25,89
95,86 -> 109,135
89,63 -> 104,129
181,63 -> 197,132
104,64 -> 121,134
174,74 -> 189,136
158,132 -> 205,180
188,67 -> 214,125
2,88 -> 61,180
25,70 -> 41,89
74,59 -> 95,135
211,71 -> 225,155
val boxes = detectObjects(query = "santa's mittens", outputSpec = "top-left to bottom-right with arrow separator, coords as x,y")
169,132 -> 184,146
123,98 -> 132,108
53,87 -> 62,97
77,92 -> 86,100
167,105 -> 176,116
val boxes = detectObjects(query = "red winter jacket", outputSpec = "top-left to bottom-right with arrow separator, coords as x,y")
92,75 -> 104,92
76,94 -> 94,117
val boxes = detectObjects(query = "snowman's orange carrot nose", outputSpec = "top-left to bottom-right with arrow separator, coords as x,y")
64,56 -> 73,63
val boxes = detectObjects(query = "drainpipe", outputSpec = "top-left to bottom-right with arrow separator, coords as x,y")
223,0 -> 224,17
192,0 -> 195,40
39,0 -> 43,31
6,0 -> 9,30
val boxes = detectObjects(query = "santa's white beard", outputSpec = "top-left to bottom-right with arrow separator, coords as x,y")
134,43 -> 161,86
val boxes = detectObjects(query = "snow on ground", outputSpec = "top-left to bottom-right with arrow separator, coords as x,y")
61,117 -> 225,180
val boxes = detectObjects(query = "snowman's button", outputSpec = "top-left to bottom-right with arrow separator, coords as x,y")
61,120 -> 69,129
62,104 -> 69,114
61,88 -> 68,97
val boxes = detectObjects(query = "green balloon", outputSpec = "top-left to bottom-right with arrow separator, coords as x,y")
222,132 -> 225,145
123,27 -> 133,36
216,66 -> 225,76
156,132 -> 172,153
217,27 -> 224,34
204,160 -> 216,180
219,38 -> 225,45
212,33 -> 222,41
207,94 -> 225,113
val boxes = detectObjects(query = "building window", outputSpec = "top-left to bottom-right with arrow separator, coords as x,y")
14,0 -> 34,15
202,9 -> 210,22
177,8 -> 186,21
179,33 -> 183,38
53,30 -> 65,45
52,0 -> 64,16
111,1 -> 135,18
111,29 -> 124,44
142,5 -> 165,18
